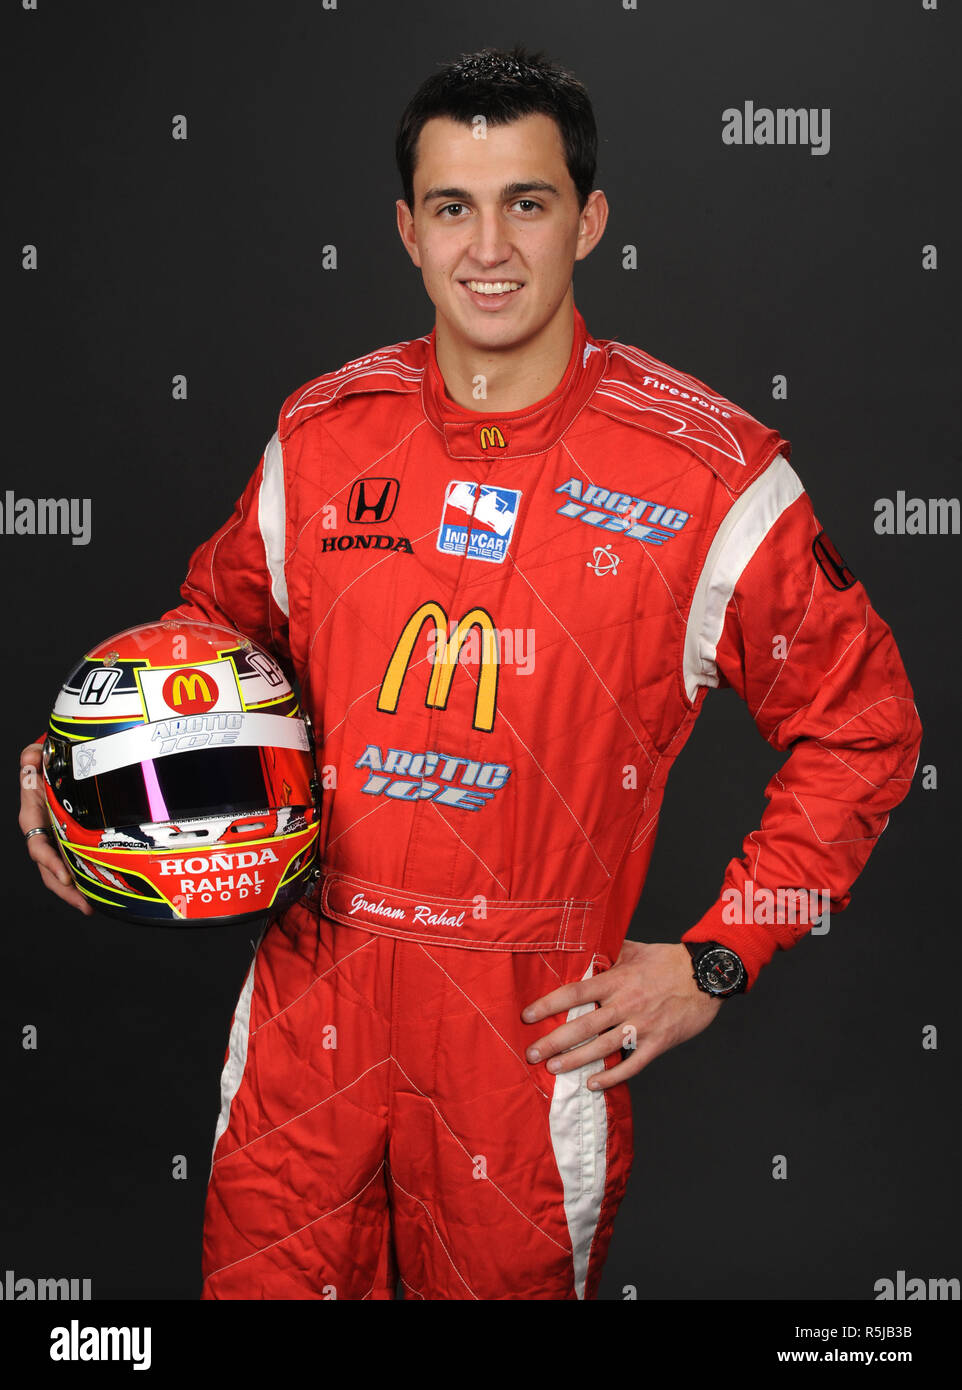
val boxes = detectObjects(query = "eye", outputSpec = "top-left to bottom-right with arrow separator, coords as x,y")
438,203 -> 466,218
511,199 -> 542,213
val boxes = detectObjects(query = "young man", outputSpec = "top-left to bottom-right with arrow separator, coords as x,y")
21,47 -> 921,1300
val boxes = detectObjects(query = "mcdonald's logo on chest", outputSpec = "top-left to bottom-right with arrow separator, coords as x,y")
477,424 -> 507,451
377,601 -> 499,732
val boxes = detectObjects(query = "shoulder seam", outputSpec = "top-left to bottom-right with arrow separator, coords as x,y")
279,338 -> 429,438
589,340 -> 787,492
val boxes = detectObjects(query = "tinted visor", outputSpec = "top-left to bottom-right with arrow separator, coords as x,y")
48,740 -> 308,832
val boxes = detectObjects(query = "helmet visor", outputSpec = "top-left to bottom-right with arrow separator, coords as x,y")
47,740 -> 313,832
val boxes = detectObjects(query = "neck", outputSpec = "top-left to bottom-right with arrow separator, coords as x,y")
434,292 -> 576,413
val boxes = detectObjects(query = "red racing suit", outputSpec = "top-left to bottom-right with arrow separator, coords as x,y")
166,307 -> 921,1300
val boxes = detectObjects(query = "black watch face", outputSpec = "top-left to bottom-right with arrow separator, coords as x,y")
697,947 -> 745,995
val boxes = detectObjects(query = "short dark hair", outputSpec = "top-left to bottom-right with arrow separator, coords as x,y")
395,46 -> 597,211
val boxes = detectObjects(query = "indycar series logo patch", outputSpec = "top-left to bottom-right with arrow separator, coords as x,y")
437,481 -> 522,565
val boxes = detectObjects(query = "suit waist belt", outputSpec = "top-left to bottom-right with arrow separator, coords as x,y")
319,870 -> 591,952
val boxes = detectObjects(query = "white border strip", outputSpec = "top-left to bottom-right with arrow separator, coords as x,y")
259,433 -> 289,618
548,959 -> 609,1299
683,454 -> 804,702
208,938 -> 263,1177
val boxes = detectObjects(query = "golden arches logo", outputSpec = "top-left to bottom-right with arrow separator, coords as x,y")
377,601 -> 498,732
161,668 -> 219,714
478,425 -> 506,450
172,674 -> 211,705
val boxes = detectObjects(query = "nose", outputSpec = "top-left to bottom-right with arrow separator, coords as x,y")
469,207 -> 514,268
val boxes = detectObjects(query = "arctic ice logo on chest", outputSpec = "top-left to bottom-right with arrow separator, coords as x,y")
437,481 -> 522,564
356,744 -> 511,812
555,478 -> 690,546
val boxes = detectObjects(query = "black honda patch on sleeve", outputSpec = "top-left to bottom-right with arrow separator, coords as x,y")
813,530 -> 856,590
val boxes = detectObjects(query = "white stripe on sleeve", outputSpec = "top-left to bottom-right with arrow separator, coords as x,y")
259,433 -> 289,617
683,453 -> 804,702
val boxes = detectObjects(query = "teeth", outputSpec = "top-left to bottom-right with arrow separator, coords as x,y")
466,281 -> 522,294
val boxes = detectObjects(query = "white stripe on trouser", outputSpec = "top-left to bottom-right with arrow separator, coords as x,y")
548,958 -> 609,1299
209,935 -> 263,1178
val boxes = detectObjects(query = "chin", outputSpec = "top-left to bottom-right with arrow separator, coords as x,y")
452,312 -> 531,348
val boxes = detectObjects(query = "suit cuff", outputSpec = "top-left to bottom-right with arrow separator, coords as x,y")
681,897 -> 786,993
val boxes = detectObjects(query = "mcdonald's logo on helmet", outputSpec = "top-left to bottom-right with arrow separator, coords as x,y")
477,425 -> 507,450
161,668 -> 219,715
377,600 -> 499,732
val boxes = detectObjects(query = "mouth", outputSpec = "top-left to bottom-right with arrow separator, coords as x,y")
459,279 -> 524,309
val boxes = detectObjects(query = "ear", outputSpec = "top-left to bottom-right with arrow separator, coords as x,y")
396,199 -> 422,268
574,189 -> 609,263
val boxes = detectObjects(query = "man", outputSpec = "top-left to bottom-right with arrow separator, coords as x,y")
20,47 -> 921,1300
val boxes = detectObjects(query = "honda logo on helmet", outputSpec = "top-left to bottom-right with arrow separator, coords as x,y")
79,667 -> 123,705
348,477 -> 399,524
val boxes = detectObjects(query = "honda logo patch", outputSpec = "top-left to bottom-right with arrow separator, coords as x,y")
813,531 -> 856,591
348,477 -> 399,524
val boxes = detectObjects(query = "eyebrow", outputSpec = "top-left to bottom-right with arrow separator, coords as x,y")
421,180 -> 560,206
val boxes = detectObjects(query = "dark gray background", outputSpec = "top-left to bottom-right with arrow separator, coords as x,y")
4,0 -> 958,1300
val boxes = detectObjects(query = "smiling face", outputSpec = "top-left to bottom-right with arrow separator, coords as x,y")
396,113 -> 607,357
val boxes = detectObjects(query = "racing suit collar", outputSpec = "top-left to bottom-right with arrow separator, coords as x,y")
422,307 -> 608,460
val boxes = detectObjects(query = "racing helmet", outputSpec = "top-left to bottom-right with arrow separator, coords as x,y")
42,619 -> 319,925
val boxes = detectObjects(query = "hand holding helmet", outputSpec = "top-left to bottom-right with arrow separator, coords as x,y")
26,619 -> 319,926
20,742 -> 93,915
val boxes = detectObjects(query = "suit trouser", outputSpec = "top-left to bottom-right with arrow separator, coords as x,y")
201,911 -> 632,1300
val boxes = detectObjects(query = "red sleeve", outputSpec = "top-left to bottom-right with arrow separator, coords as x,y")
161,433 -> 291,666
681,461 -> 922,989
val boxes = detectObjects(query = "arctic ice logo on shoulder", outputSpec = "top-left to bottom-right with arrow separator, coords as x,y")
437,481 -> 522,564
555,478 -> 690,546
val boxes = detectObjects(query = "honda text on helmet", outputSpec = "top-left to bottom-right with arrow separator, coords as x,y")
41,620 -> 319,925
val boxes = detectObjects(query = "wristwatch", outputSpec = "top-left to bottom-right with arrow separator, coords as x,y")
684,940 -> 747,998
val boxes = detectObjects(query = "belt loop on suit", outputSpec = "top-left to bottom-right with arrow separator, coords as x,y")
319,870 -> 592,953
